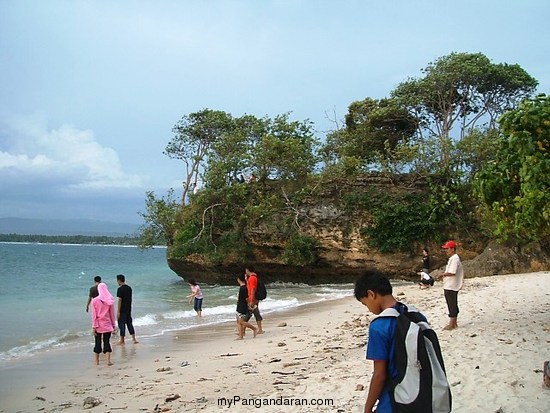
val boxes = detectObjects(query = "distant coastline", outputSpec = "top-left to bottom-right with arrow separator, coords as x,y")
0,233 -> 141,246
0,217 -> 140,237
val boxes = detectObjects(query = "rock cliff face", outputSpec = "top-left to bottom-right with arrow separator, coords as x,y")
168,240 -> 550,285
167,175 -> 550,285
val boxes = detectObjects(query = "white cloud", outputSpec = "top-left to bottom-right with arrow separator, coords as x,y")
0,115 -> 143,191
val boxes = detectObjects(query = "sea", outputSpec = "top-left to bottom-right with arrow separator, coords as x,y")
0,242 -> 354,365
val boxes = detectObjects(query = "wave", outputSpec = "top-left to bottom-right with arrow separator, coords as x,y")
0,291 -> 351,363
0,330 -> 88,363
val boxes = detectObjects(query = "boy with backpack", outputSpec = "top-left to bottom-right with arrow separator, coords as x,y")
354,269 -> 451,413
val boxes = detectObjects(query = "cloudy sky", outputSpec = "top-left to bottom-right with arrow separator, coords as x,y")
1,1 -> 549,225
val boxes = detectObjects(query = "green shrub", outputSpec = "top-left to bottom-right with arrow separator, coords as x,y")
281,233 -> 319,265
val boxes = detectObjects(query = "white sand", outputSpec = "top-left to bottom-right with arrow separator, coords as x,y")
1,271 -> 549,412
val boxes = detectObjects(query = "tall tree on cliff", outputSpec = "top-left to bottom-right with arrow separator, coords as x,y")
475,94 -> 550,244
204,113 -> 319,189
391,52 -> 538,172
320,97 -> 418,174
160,110 -> 320,263
164,109 -> 234,205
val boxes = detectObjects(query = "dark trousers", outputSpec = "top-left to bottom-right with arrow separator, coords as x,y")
94,331 -> 112,354
251,305 -> 263,321
118,313 -> 135,337
444,289 -> 459,318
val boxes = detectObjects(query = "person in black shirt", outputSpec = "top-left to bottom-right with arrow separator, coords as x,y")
421,248 -> 431,273
115,274 -> 138,345
236,274 -> 257,339
86,276 -> 101,312
418,248 -> 434,289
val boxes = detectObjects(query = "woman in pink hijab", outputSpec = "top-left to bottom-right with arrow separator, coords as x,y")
91,282 -> 117,365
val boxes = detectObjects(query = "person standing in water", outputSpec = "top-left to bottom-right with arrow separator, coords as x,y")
116,274 -> 138,345
187,279 -> 203,317
86,275 -> 101,312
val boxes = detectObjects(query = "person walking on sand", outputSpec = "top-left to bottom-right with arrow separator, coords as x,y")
436,240 -> 464,330
91,282 -> 117,366
187,278 -> 203,317
236,274 -> 257,339
116,274 -> 138,344
86,275 -> 101,312
354,269 -> 427,412
245,265 -> 264,334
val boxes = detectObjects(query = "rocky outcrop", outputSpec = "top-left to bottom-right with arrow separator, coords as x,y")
168,239 -> 550,285
461,241 -> 550,278
167,174 -> 550,284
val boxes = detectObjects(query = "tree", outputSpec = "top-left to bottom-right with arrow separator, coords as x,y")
202,112 -> 319,188
164,109 -> 234,204
475,94 -> 550,243
203,114 -> 256,190
392,52 -> 538,169
138,190 -> 180,248
320,98 -> 418,174
251,113 -> 319,181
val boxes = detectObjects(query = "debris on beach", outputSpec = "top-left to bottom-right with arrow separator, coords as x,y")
164,393 -> 180,402
83,396 -> 101,409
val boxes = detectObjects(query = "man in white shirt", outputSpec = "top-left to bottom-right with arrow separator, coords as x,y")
436,240 -> 464,330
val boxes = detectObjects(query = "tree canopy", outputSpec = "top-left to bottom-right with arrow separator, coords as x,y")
139,52 -> 545,259
475,94 -> 550,243
391,52 -> 538,170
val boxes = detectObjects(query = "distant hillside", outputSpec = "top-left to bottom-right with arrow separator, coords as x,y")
0,217 -> 140,237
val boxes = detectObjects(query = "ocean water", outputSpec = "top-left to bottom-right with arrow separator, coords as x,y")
0,242 -> 353,364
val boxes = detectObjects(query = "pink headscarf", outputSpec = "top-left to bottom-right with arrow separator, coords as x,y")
96,282 -> 114,306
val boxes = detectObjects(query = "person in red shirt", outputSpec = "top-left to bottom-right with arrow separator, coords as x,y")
245,265 -> 264,334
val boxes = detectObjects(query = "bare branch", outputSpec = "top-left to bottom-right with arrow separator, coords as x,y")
191,203 -> 226,245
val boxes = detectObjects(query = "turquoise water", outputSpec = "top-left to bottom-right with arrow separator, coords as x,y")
0,242 -> 353,363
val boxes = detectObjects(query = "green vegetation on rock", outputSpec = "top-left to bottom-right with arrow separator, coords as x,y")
137,52 -> 546,272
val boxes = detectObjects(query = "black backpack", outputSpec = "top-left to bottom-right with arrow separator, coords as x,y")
255,277 -> 267,301
376,303 -> 452,413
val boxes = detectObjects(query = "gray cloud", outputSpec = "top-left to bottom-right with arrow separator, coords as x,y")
0,115 -> 149,223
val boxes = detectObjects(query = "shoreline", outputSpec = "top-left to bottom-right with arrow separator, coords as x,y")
1,271 -> 549,412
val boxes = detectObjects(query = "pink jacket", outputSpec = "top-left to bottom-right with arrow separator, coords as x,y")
91,283 -> 116,333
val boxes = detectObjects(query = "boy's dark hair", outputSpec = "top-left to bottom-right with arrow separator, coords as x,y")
188,278 -> 197,285
246,264 -> 255,272
94,276 -> 101,282
116,274 -> 125,282
237,274 -> 246,282
354,269 -> 392,300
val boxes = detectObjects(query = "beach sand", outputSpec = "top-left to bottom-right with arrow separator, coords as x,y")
1,271 -> 549,412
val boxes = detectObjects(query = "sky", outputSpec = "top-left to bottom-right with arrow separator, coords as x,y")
1,1 -> 549,225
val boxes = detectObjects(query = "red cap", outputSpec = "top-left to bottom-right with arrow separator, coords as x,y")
441,240 -> 457,249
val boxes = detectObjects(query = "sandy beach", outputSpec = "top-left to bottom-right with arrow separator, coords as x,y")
1,271 -> 549,413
